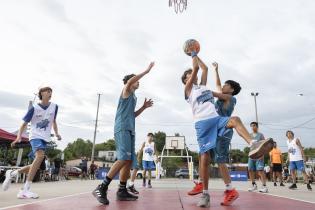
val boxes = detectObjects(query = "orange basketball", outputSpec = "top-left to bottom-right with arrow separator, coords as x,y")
183,39 -> 200,56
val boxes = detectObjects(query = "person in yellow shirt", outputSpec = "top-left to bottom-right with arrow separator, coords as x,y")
269,141 -> 284,186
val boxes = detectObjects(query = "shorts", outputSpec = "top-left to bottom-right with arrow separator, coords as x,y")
289,160 -> 305,171
248,158 -> 264,171
272,163 -> 283,172
195,116 -> 230,154
210,128 -> 233,163
82,167 -> 87,173
142,160 -> 155,170
30,139 -> 47,154
115,130 -> 137,168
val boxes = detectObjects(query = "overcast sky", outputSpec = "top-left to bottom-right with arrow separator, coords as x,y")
0,0 -> 315,153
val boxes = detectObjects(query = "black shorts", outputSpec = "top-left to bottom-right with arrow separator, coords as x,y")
272,163 -> 282,172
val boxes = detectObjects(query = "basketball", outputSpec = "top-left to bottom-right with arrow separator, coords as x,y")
183,39 -> 200,56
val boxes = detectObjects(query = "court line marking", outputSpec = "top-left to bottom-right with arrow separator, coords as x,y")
1,191 -> 91,210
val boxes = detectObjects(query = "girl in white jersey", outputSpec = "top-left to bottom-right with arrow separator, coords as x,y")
2,87 -> 62,198
181,49 -> 274,207
286,130 -> 312,190
139,133 -> 157,188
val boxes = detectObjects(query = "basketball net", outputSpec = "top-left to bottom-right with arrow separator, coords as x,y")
169,0 -> 187,14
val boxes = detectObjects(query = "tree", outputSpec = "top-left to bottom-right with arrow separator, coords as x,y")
154,131 -> 166,153
63,138 -> 93,161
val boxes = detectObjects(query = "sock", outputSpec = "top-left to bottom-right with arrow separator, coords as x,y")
198,178 -> 203,184
263,184 -> 266,187
129,181 -> 134,186
23,181 -> 31,190
119,182 -> 127,190
202,190 -> 209,195
225,183 -> 233,190
102,176 -> 112,186
143,178 -> 146,184
252,182 -> 256,186
11,170 -> 19,178
148,180 -> 151,185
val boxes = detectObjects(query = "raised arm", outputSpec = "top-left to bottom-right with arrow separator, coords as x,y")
185,54 -> 199,97
212,62 -> 222,92
123,62 -> 155,97
135,98 -> 153,117
197,57 -> 208,86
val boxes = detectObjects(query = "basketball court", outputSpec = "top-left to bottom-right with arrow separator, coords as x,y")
1,179 -> 314,210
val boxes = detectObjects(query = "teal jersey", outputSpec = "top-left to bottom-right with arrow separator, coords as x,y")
114,92 -> 137,134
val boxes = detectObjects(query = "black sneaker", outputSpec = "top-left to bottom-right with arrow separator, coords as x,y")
289,183 -> 297,190
307,183 -> 312,191
280,182 -> 285,187
92,184 -> 109,205
117,188 -> 138,201
127,185 -> 139,194
274,182 -> 277,186
249,138 -> 274,159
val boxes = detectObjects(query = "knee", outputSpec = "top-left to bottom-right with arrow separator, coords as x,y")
230,116 -> 240,124
35,150 -> 45,160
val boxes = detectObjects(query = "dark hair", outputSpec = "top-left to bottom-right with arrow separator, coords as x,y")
38,87 -> 52,100
147,133 -> 154,137
123,74 -> 136,84
286,130 -> 294,137
250,122 -> 258,127
181,69 -> 192,85
225,80 -> 241,95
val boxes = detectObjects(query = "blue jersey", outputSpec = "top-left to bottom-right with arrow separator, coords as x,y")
114,92 -> 137,134
215,96 -> 236,139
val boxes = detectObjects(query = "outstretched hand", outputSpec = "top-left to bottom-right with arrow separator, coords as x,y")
212,62 -> 218,71
145,62 -> 155,73
143,98 -> 154,108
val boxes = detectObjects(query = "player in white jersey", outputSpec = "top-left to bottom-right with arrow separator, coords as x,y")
2,87 -> 61,198
181,49 -> 274,208
286,130 -> 312,190
139,133 -> 157,188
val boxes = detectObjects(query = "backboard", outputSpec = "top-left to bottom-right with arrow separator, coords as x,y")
165,136 -> 185,150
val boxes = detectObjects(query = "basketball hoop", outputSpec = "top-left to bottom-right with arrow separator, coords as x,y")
169,0 -> 188,14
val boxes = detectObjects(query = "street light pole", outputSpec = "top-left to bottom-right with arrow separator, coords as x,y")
251,92 -> 259,124
91,93 -> 101,162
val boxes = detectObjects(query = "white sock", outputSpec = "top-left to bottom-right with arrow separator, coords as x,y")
11,170 -> 19,177
129,181 -> 134,186
202,190 -> 209,195
23,181 -> 31,191
226,183 -> 233,190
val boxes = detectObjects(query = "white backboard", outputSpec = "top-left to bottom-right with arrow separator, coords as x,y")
165,136 -> 185,150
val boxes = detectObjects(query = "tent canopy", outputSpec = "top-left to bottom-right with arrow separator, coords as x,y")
0,128 -> 29,147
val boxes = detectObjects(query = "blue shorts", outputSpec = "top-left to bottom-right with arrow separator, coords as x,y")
114,130 -> 137,168
248,158 -> 264,171
30,139 -> 47,154
142,160 -> 155,170
289,160 -> 305,171
210,129 -> 233,163
195,116 -> 230,154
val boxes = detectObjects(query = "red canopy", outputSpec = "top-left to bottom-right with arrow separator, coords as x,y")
0,128 -> 28,142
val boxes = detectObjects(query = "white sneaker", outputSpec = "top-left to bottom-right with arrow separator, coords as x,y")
259,186 -> 268,193
17,189 -> 39,199
248,184 -> 258,192
2,170 -> 16,191
197,193 -> 210,208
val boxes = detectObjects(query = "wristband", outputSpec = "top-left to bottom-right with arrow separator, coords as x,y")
191,51 -> 197,58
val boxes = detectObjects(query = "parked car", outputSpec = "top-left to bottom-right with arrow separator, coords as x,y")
175,168 -> 199,179
136,168 -> 166,179
67,166 -> 82,177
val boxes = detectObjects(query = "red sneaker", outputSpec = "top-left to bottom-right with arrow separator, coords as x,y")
187,181 -> 203,196
220,189 -> 239,206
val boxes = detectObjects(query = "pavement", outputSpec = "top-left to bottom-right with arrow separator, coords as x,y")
0,179 -> 314,209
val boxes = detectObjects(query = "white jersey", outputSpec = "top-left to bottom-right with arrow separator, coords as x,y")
29,103 -> 57,142
142,141 -> 155,161
287,138 -> 303,161
186,85 -> 218,122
